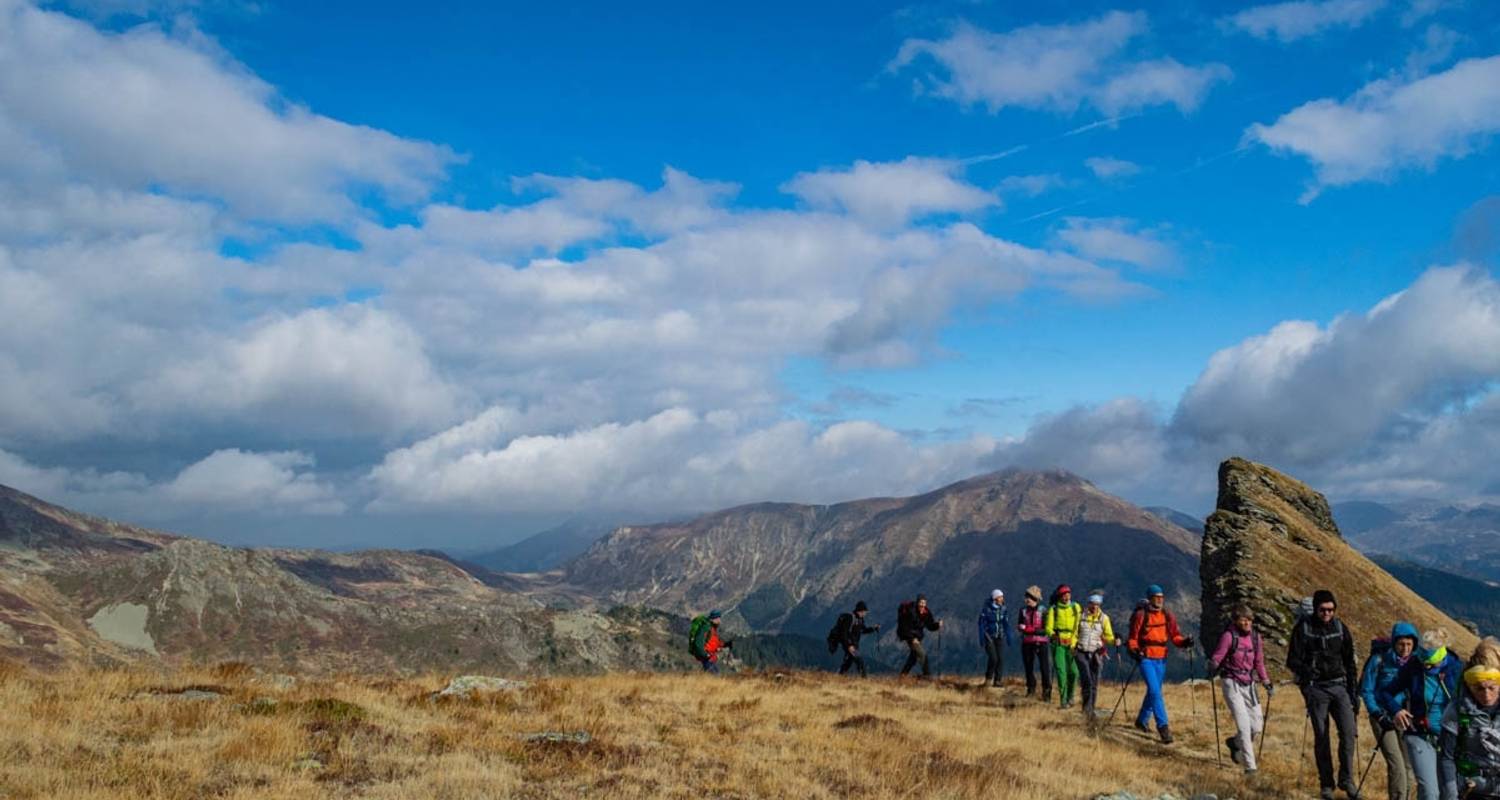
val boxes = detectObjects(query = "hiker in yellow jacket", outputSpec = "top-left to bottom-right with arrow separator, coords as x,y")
1046,584 -> 1083,709
1073,591 -> 1119,720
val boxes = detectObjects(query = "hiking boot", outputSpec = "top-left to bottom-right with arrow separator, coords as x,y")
1339,781 -> 1362,800
1134,719 -> 1151,734
1320,788 -> 1336,800
1158,725 -> 1173,744
1226,736 -> 1242,765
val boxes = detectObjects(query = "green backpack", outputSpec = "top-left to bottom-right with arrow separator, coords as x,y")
688,615 -> 711,655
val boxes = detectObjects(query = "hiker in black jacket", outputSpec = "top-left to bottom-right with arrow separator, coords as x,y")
898,594 -> 943,677
834,601 -> 880,677
1288,589 -> 1363,800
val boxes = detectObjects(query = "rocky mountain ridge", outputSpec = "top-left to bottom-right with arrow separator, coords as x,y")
565,469 -> 1203,651
0,484 -> 689,674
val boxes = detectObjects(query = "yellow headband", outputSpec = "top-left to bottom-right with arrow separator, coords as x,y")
1465,666 -> 1500,688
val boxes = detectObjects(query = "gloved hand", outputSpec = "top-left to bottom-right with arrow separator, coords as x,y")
1181,635 -> 1194,648
1131,649 -> 1143,663
873,624 -> 881,633
1263,682 -> 1275,697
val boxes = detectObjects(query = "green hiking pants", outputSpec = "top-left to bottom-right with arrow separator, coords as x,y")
1052,643 -> 1079,705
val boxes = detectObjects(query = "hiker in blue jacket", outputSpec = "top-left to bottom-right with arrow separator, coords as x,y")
1378,629 -> 1464,800
1360,621 -> 1420,800
977,589 -> 1012,688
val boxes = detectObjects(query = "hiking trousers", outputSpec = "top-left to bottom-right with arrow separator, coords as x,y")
1402,735 -> 1440,800
1053,643 -> 1079,706
1023,641 -> 1052,698
1221,679 -> 1264,771
1302,681 -> 1358,791
1137,657 -> 1170,729
982,636 -> 1004,685
1075,650 -> 1105,715
1371,716 -> 1413,800
901,639 -> 930,676
839,649 -> 867,678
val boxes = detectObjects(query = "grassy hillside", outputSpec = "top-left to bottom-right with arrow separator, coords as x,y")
0,660 -> 1386,799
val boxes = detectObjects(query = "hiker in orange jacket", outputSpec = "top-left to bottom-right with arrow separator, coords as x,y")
1127,584 -> 1194,743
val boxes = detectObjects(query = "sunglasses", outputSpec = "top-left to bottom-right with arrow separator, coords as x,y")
1316,606 -> 1336,614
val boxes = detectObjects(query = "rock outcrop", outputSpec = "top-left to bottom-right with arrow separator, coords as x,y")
1200,458 -> 1479,676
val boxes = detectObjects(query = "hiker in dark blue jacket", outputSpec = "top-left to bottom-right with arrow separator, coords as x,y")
1360,621 -> 1419,800
977,589 -> 1012,688
1378,629 -> 1464,800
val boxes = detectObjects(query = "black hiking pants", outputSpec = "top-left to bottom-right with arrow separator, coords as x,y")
901,639 -> 930,676
1303,681 -> 1358,790
1076,649 -> 1105,715
982,636 -> 1004,685
839,648 -> 867,678
1023,641 -> 1052,698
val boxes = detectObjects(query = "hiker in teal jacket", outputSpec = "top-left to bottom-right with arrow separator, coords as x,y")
1360,621 -> 1420,800
977,589 -> 1012,687
1378,630 -> 1463,800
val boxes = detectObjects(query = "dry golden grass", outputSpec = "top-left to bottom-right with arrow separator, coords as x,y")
0,660 -> 1388,799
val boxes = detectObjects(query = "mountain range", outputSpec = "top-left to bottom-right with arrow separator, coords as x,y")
1334,498 -> 1500,584
2,460 -> 1495,676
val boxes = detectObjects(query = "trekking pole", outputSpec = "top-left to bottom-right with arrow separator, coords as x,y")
1355,743 -> 1380,797
1105,660 -> 1141,725
1206,654 -> 1223,767
1256,685 -> 1273,765
1188,649 -> 1198,719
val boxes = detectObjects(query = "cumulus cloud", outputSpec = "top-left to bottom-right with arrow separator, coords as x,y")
0,1 -> 454,223
1248,56 -> 1500,201
891,12 -> 1230,116
367,407 -> 998,514
0,447 -> 341,517
1222,0 -> 1387,42
783,157 -> 997,228
1055,217 -> 1176,270
1084,156 -> 1142,180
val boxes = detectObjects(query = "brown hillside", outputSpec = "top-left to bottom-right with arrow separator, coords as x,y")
1199,457 -> 1480,676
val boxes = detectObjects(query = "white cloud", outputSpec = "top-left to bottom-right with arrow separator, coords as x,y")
783,157 -> 997,227
1248,56 -> 1500,200
998,173 -> 1067,196
0,447 -> 341,517
891,12 -> 1230,116
1172,265 -> 1500,464
142,306 -> 463,441
367,407 -> 998,514
161,449 -> 344,514
1084,156 -> 1142,180
1055,217 -> 1176,270
1223,0 -> 1387,42
0,1 -> 454,223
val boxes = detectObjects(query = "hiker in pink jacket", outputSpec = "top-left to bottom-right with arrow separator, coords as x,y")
1208,604 -> 1274,774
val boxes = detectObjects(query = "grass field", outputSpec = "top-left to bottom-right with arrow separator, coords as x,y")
0,660 -> 1386,799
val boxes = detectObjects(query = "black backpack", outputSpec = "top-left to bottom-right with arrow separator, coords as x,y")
1221,628 -> 1263,677
827,613 -> 852,654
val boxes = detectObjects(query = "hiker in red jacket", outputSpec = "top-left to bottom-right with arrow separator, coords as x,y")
1018,585 -> 1052,701
1128,584 -> 1194,744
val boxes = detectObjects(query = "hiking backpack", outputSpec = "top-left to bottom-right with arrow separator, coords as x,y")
688,614 -> 711,654
1222,628 -> 1263,677
827,613 -> 852,654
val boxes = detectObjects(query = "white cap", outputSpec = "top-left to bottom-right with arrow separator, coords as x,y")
992,589 -> 1004,600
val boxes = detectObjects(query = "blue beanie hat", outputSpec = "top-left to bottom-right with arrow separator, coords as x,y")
1146,584 -> 1164,597
708,609 -> 722,619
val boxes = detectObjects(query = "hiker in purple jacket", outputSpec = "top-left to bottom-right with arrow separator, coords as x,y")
1208,604 -> 1274,774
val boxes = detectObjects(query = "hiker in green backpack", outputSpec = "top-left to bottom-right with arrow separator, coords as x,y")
689,610 -> 730,674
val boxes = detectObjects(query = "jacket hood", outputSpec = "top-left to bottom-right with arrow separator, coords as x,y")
1391,621 -> 1419,643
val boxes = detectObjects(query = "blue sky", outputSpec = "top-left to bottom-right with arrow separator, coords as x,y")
1,0 -> 1498,548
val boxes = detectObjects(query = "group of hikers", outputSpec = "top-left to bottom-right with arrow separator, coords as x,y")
689,584 -> 1500,800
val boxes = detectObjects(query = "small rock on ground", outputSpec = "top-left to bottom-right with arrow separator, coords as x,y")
519,731 -> 591,745
432,675 -> 532,700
